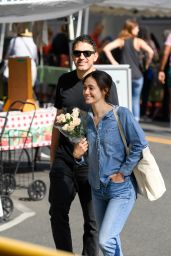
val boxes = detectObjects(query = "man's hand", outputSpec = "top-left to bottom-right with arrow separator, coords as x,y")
158,71 -> 166,84
73,138 -> 88,159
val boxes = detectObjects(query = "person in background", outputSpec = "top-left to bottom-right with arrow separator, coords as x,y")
158,32 -> 171,118
42,28 -> 53,65
138,27 -> 160,120
49,34 -> 119,255
103,19 -> 154,122
73,70 -> 148,256
51,24 -> 69,67
90,22 -> 105,64
90,22 -> 104,50
97,36 -> 113,64
151,32 -> 161,54
4,28 -> 38,87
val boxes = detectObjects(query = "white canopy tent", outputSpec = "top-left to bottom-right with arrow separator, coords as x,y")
0,0 -> 104,62
0,0 -> 171,22
93,0 -> 171,17
0,0 -> 104,23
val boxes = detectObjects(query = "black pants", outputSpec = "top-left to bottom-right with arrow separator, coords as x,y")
49,160 -> 99,256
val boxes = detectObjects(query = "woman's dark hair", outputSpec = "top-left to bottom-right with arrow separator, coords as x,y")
72,34 -> 97,52
83,70 -> 112,99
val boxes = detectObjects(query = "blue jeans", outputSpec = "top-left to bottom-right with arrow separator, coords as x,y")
92,177 -> 136,256
132,77 -> 144,122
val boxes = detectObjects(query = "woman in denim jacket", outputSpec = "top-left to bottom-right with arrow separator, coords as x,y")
73,70 -> 148,256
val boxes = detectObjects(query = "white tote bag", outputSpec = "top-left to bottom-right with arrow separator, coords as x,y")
113,108 -> 166,201
133,146 -> 166,201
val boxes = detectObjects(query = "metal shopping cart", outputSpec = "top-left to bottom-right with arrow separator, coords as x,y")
0,112 -> 14,222
0,100 -> 47,204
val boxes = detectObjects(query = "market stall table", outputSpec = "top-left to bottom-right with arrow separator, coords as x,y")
0,107 -> 56,151
0,107 -> 57,204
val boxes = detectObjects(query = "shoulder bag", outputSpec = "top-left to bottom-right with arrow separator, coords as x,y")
113,108 -> 166,201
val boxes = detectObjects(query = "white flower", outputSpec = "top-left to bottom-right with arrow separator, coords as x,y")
72,108 -> 80,118
62,123 -> 69,131
72,117 -> 81,126
55,108 -> 85,143
67,122 -> 76,132
65,113 -> 71,120
56,114 -> 66,123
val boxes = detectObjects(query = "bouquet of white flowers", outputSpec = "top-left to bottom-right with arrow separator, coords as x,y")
54,108 -> 86,143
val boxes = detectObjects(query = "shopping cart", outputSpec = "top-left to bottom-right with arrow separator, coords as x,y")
0,195 -> 14,222
0,113 -> 14,222
0,100 -> 47,203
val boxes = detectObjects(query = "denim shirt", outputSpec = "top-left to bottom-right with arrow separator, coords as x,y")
86,106 -> 148,190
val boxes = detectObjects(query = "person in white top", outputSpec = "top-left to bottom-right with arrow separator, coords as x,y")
5,29 -> 38,86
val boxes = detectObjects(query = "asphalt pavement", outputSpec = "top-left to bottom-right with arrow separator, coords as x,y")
0,120 -> 171,256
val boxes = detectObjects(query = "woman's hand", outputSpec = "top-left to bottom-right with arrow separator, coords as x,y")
109,172 -> 124,183
73,138 -> 88,159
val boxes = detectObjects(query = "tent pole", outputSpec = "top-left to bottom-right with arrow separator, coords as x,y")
68,15 -> 75,70
76,10 -> 83,37
83,7 -> 89,34
68,15 -> 75,41
0,23 -> 6,62
39,46 -> 44,67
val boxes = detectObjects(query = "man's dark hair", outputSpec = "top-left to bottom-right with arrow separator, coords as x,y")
72,34 -> 97,52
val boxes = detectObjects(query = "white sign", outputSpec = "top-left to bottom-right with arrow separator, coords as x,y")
95,64 -> 132,110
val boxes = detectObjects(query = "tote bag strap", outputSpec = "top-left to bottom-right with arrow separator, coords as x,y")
113,108 -> 129,155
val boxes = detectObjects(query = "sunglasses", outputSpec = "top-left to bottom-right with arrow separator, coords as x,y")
72,50 -> 95,58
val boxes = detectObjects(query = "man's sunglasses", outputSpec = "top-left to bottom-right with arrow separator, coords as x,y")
72,50 -> 95,58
